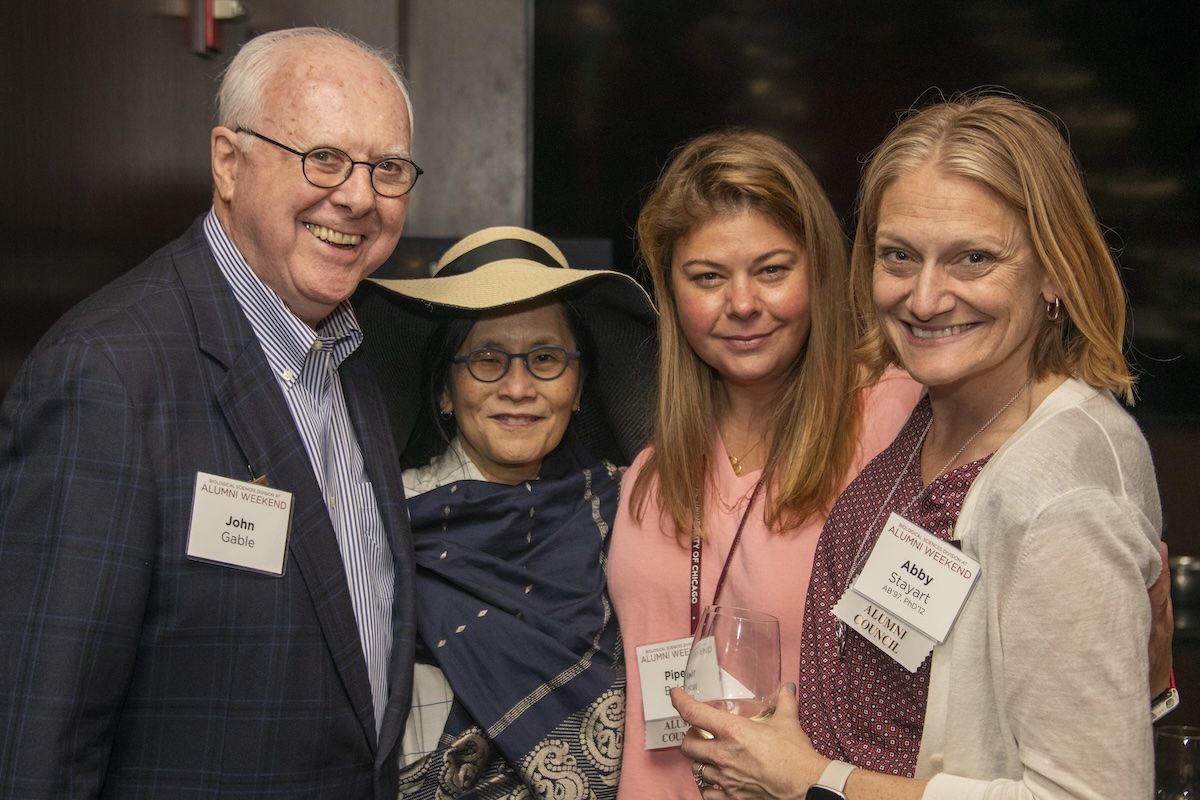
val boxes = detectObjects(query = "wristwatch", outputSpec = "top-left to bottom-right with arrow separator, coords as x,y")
805,760 -> 856,799
1151,673 -> 1179,723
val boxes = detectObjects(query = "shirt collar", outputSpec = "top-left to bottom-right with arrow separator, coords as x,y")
402,437 -> 492,498
203,209 -> 363,383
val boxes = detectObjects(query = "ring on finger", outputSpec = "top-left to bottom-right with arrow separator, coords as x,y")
692,761 -> 708,788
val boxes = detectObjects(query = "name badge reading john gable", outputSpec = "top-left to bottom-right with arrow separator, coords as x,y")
187,471 -> 293,576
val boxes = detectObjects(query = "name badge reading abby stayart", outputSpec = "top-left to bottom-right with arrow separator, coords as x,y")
833,513 -> 980,672
187,472 -> 293,576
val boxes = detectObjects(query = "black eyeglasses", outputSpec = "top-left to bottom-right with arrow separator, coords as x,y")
236,127 -> 423,198
452,346 -> 581,383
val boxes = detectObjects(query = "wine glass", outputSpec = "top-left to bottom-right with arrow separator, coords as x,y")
683,605 -> 782,733
1156,725 -> 1200,799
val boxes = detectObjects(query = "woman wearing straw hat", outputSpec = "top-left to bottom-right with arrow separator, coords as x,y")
353,226 -> 657,799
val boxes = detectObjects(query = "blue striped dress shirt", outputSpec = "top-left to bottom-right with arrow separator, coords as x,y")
203,210 -> 394,733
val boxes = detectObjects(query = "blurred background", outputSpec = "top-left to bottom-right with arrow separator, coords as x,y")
3,0 -> 1197,720
533,1 -> 1200,415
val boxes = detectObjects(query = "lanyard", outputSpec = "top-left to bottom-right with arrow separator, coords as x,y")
688,479 -> 764,634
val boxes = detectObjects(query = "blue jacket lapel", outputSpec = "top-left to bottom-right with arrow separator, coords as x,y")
175,224 -> 382,750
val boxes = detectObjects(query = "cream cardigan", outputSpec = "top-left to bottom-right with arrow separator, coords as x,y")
918,379 -> 1162,799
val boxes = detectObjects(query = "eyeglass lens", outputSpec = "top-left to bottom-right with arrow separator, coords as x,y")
459,346 -> 575,382
302,148 -> 418,197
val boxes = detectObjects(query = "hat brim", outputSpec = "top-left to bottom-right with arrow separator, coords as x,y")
369,259 -> 652,312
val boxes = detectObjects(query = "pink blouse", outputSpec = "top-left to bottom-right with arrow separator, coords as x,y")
609,370 -> 922,799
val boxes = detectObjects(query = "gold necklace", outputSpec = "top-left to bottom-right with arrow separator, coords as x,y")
725,431 -> 768,477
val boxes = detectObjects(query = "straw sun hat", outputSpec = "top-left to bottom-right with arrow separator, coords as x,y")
353,226 -> 659,468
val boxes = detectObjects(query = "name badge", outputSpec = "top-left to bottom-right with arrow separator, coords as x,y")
852,513 -> 979,642
831,588 -> 938,672
186,471 -> 293,576
832,513 -> 980,672
635,637 -> 693,749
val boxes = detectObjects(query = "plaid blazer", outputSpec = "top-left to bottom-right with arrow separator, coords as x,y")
0,217 -> 416,798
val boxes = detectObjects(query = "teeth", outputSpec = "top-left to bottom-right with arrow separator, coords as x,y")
305,223 -> 361,246
911,323 -> 973,340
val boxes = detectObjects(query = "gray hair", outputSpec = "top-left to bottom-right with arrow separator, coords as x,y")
216,27 -> 414,138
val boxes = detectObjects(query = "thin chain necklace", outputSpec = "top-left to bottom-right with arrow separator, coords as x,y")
728,450 -> 756,477
723,428 -> 768,477
918,376 -> 1033,496
835,376 -> 1033,658
846,376 -> 1033,587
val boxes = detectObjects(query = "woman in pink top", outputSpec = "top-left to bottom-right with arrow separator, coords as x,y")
607,129 -> 922,799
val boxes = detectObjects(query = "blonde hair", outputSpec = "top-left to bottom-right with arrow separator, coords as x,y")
850,93 -> 1134,402
631,129 -> 864,540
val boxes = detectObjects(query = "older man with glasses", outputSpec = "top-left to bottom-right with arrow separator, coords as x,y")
0,27 -> 419,799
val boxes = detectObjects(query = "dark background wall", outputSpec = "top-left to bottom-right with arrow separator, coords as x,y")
5,2 -> 1195,422
531,0 -> 1200,547
533,0 -> 1199,417
2,5 -> 225,392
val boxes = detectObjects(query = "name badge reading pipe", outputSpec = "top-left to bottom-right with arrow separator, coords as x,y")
639,646 -> 691,663
636,636 -> 694,749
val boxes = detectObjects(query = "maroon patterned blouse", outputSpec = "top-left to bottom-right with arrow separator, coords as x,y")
797,397 -> 989,776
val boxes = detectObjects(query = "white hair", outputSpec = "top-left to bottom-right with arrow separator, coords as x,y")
216,27 -> 414,138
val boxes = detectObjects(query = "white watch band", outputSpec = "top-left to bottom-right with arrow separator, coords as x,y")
817,760 -> 857,792
1151,686 -> 1180,722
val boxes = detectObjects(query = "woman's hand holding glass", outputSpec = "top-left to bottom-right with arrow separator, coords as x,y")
683,606 -> 782,733
671,682 -> 825,798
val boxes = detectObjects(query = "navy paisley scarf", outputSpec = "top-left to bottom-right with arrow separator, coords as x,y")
399,440 -> 624,799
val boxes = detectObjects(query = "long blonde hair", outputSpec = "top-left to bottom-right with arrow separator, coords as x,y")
631,129 -> 865,540
850,93 -> 1134,402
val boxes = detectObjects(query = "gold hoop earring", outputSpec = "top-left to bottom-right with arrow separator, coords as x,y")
1046,297 -> 1062,322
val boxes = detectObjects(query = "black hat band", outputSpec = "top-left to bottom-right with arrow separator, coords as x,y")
436,238 -> 564,277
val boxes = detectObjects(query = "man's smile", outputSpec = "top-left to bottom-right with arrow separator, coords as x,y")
305,222 -> 362,247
